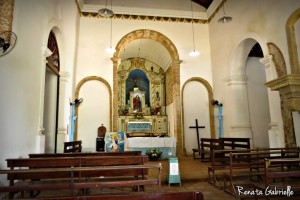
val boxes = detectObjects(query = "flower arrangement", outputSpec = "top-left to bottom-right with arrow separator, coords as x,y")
145,148 -> 162,161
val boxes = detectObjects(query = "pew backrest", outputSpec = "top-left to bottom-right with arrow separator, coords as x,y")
34,191 -> 204,200
6,156 -> 148,183
64,141 -> 82,153
28,151 -> 142,158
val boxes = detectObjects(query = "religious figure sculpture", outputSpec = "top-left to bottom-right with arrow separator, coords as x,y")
155,102 -> 161,115
133,95 -> 141,112
69,98 -> 83,141
212,100 -> 223,138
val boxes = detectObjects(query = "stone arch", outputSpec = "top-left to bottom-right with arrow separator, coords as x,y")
266,43 -> 296,148
267,43 -> 287,77
286,8 -> 300,74
74,76 -> 112,140
228,34 -> 269,140
112,29 -> 183,155
181,77 -> 215,154
229,32 -> 269,76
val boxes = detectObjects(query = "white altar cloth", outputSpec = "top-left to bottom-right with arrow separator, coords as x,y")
128,137 -> 176,148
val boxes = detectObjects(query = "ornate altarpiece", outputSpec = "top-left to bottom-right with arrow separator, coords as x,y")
118,58 -> 168,136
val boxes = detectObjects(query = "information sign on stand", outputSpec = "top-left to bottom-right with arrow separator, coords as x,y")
168,157 -> 181,186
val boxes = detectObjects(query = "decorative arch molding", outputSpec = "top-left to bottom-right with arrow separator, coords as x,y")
286,8 -> 300,74
264,45 -> 296,148
74,76 -> 112,140
112,29 -> 183,156
267,43 -> 287,77
181,77 -> 215,154
114,29 -> 179,60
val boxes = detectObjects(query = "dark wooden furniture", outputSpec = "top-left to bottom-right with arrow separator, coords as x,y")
223,148 -> 300,196
264,158 -> 300,190
208,148 -> 257,187
64,141 -> 82,153
33,191 -> 204,200
193,137 -> 251,161
0,156 -> 161,198
28,151 -> 142,158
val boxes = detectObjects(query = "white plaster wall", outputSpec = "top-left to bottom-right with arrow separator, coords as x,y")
209,0 -> 300,145
76,18 -> 212,88
77,80 -> 110,151
246,57 -> 270,148
76,15 -> 212,141
0,0 -> 79,186
183,82 -> 211,155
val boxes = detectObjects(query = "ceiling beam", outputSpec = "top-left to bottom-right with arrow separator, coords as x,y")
192,0 -> 213,9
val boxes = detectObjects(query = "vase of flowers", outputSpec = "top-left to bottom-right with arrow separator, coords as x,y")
146,148 -> 162,161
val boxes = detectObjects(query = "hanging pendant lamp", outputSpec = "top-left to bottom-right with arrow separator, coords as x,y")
189,0 -> 200,57
105,0 -> 115,53
218,1 -> 232,23
98,0 -> 114,18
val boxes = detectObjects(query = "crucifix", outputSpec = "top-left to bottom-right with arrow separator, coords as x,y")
189,119 -> 205,153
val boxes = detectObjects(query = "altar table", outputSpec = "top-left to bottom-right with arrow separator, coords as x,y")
127,137 -> 176,159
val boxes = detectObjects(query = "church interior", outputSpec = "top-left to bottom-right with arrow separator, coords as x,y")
0,0 -> 300,199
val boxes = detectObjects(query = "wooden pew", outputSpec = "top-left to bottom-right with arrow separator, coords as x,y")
223,148 -> 300,196
220,137 -> 250,150
29,151 -> 142,158
64,141 -> 82,153
193,137 -> 251,161
1,156 -> 159,198
208,147 -> 300,188
34,191 -> 204,200
264,158 -> 300,194
193,138 -> 222,161
208,148 -> 257,187
0,164 -> 162,198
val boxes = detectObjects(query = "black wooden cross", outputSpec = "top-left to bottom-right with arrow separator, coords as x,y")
189,119 -> 205,153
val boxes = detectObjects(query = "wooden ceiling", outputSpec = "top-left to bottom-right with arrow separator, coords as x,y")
192,0 -> 214,9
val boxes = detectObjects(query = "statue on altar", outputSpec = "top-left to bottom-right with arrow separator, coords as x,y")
133,94 -> 141,112
155,102 -> 161,115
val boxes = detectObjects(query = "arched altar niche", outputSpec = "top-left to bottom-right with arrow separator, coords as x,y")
117,57 -> 168,137
126,69 -> 149,113
118,58 -> 165,116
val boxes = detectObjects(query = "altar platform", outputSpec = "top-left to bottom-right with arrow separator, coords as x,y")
127,137 -> 176,159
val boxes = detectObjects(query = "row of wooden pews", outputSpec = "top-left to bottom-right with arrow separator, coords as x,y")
205,146 -> 300,198
0,151 -> 162,199
193,137 -> 251,161
35,191 -> 204,200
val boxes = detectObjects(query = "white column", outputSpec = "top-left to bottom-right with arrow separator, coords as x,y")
260,56 -> 285,147
56,71 -> 71,153
226,75 -> 252,138
35,47 -> 52,153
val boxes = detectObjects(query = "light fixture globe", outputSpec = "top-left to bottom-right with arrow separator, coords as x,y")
218,16 -> 232,23
98,8 -> 114,18
189,50 -> 200,57
106,46 -> 116,54
218,1 -> 232,24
